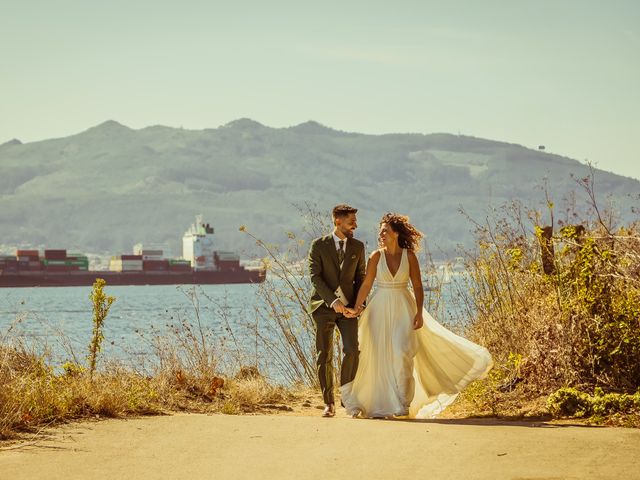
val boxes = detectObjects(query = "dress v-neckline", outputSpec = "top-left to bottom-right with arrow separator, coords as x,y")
383,248 -> 404,279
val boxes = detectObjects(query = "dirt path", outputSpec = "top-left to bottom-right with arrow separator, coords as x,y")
2,412 -> 639,479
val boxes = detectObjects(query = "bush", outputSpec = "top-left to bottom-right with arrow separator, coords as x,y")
458,168 -> 640,420
547,387 -> 593,417
547,387 -> 640,418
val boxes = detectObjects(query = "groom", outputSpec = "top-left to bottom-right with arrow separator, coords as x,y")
308,204 -> 366,417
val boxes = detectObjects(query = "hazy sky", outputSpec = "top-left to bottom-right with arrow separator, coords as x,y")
2,1 -> 639,179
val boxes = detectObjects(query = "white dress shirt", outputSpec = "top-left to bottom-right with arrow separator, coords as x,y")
329,233 -> 347,308
332,232 -> 347,260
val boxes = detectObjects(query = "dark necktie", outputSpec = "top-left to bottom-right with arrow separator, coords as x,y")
337,240 -> 345,265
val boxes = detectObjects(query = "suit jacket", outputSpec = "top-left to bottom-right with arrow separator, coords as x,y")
307,234 -> 366,314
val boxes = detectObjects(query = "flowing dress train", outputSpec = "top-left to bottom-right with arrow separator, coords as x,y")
340,249 -> 493,418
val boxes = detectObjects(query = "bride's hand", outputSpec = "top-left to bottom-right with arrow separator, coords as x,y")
413,313 -> 424,330
343,307 -> 358,318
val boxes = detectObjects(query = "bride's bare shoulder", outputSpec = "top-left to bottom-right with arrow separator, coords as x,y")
368,249 -> 383,262
406,249 -> 418,262
406,249 -> 420,271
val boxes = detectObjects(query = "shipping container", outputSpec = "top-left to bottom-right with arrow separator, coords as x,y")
42,261 -> 89,268
42,259 -> 66,265
109,259 -> 143,271
141,250 -> 163,256
44,265 -> 71,272
17,250 -> 39,256
143,260 -> 169,270
44,249 -> 67,260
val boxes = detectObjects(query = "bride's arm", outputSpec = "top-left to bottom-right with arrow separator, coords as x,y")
408,250 -> 424,329
351,250 -> 381,315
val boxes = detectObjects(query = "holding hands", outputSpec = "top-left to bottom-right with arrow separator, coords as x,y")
332,301 -> 347,314
332,300 -> 363,318
343,305 -> 363,318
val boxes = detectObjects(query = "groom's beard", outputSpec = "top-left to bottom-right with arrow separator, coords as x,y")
344,230 -> 355,239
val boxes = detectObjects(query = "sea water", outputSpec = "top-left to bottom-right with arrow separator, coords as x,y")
0,279 -> 468,379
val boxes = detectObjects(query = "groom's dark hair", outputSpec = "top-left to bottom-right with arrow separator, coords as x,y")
332,204 -> 358,220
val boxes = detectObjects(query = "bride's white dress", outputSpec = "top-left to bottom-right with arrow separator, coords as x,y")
340,248 -> 493,419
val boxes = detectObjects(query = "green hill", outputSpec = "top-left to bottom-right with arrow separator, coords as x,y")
0,119 -> 637,257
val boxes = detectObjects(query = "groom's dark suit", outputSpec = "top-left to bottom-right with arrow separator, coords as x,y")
308,234 -> 366,405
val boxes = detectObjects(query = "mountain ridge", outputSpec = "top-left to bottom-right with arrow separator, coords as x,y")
0,119 -> 637,258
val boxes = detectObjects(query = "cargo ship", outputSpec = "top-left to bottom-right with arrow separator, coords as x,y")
0,215 -> 265,287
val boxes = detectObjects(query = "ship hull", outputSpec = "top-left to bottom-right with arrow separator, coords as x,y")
0,269 -> 265,287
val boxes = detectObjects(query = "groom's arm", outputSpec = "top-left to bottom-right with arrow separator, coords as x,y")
308,239 -> 338,307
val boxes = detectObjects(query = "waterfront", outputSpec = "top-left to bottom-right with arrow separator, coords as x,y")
0,284 -> 256,364
0,279 -> 467,379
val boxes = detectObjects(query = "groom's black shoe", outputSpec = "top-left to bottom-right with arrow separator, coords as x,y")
322,403 -> 335,418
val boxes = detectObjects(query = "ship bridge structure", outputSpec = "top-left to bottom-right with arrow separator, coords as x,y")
182,214 -> 217,271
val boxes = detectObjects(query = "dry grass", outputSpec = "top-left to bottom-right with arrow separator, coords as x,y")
0,341 -> 314,440
0,345 -> 159,439
0,278 -> 317,441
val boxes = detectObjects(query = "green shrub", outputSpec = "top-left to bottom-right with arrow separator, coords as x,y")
547,387 -> 593,417
547,387 -> 640,418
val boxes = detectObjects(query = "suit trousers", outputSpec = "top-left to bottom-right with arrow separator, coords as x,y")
313,307 -> 359,405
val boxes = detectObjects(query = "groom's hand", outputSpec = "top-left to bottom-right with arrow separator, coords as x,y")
343,308 -> 358,318
332,301 -> 346,314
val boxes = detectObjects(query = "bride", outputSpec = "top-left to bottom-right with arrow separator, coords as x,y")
340,213 -> 493,419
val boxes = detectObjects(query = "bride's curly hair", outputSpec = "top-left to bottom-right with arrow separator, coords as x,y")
379,212 -> 424,252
